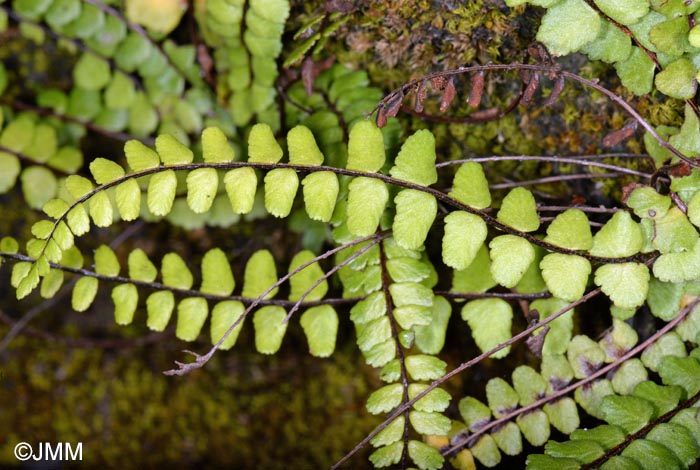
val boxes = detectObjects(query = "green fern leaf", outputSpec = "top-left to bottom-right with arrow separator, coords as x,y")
115,179 -> 141,221
128,249 -> 157,282
652,239 -> 700,282
147,170 -> 177,216
248,123 -> 283,163
253,305 -> 288,354
0,152 -> 21,193
88,191 -> 113,227
389,129 -> 437,186
176,297 -> 209,341
350,291 -> 386,324
409,411 -> 451,436
125,139 -> 160,171
497,187 -> 540,232
366,383 -> 403,414
210,300 -> 245,350
66,205 -> 89,239
471,435 -> 501,467
94,245 -> 120,276
202,126 -> 236,163
22,166 -> 58,210
646,423 -> 699,468
346,177 -> 388,237
621,439 -> 682,469
264,168 -> 299,217
405,355 -> 447,381
370,416 -> 404,447
545,439 -> 605,462
493,422 -> 523,456
526,454 -> 581,470
289,250 -> 328,301
356,317 -> 391,352
71,276 -> 99,312
408,384 -> 451,413
346,120 -> 385,172
161,252 -> 194,289
146,291 -> 175,331
594,263 -> 649,309
242,249 -> 278,299
589,211 -> 643,257
186,168 -> 218,213
156,134 -> 194,165
369,441 -> 403,468
65,175 -> 94,200
442,211 -> 487,270
287,125 -> 324,166
518,410 -> 551,447
200,248 -> 235,296
489,235 -> 535,288
224,167 -> 258,214
301,171 -> 339,222
393,189 -> 437,250
544,208 -> 593,250
540,254 -> 591,302
112,283 -> 138,325
448,162 -> 491,209
90,158 -> 126,185
414,296 -> 451,355
300,305 -> 338,357
39,268 -> 63,299
544,397 -> 580,435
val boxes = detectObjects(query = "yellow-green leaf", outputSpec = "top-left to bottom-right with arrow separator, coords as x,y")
462,298 -> 513,359
242,249 -> 278,299
264,168 -> 298,217
112,283 -> 138,325
346,120 -> 385,172
489,235 -> 535,288
594,263 -> 650,309
146,291 -> 175,331
389,129 -> 437,186
253,305 -> 287,354
161,252 -> 193,289
124,139 -> 160,171
186,167 -> 218,213
442,211 -> 487,270
392,189 -> 437,250
202,126 -> 235,163
115,179 -> 141,221
301,171 -> 339,222
248,123 -> 283,163
88,191 -> 113,227
128,248 -> 157,282
540,254 -> 591,302
224,167 -> 257,214
544,208 -> 593,250
300,305 -> 338,357
287,125 -> 324,166
210,300 -> 245,350
71,276 -> 98,312
346,177 -> 388,237
94,245 -> 120,276
200,248 -> 235,296
155,133 -> 194,165
589,211 -> 643,258
497,187 -> 540,232
147,169 -> 177,216
176,297 -> 209,341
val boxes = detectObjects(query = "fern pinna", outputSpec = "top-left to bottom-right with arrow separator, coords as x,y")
3,98 -> 700,468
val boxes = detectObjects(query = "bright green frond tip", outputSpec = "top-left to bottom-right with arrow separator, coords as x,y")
389,129 -> 437,186
202,127 -> 235,163
346,120 -> 385,172
248,123 -> 283,163
287,125 -> 324,166
449,162 -> 491,209
497,187 -> 540,232
544,209 -> 593,250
